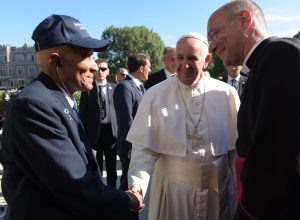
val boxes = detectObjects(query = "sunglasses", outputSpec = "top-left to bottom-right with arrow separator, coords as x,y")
99,67 -> 108,72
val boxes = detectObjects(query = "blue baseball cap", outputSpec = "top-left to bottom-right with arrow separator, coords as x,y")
32,14 -> 109,52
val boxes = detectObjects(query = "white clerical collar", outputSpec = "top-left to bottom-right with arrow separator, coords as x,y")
57,85 -> 76,109
242,35 -> 271,73
128,73 -> 142,87
164,68 -> 176,79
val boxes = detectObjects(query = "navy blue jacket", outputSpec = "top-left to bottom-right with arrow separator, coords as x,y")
0,73 -> 134,220
113,76 -> 143,158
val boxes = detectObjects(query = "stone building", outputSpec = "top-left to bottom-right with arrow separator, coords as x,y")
0,44 -> 38,89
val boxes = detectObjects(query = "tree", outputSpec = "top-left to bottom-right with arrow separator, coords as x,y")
99,26 -> 165,74
207,53 -> 226,79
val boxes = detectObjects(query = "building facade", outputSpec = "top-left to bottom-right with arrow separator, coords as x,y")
0,44 -> 38,89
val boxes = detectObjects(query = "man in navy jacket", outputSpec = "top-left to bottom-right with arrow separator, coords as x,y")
0,14 -> 143,220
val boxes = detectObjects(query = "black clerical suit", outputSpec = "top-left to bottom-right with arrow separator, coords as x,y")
79,81 -> 118,187
0,73 -> 136,220
144,68 -> 167,90
235,37 -> 300,220
113,75 -> 144,191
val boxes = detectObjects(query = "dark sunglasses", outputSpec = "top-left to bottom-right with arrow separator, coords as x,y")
99,67 -> 108,72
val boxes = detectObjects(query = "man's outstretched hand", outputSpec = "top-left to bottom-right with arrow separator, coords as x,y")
126,186 -> 144,212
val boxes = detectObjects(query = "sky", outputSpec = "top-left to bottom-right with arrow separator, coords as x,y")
1,0 -> 299,48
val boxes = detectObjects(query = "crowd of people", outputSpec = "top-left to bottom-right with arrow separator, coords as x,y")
0,0 -> 299,220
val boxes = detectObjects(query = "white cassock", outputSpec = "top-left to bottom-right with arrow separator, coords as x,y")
127,75 -> 240,220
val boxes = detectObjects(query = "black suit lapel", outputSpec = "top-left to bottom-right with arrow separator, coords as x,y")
127,76 -> 143,98
160,69 -> 167,81
246,37 -> 277,71
91,81 -> 100,108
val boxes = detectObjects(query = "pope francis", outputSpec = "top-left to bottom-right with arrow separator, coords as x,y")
127,33 -> 240,220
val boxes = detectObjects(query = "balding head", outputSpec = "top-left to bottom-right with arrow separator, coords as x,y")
163,46 -> 176,74
207,0 -> 268,67
221,0 -> 267,31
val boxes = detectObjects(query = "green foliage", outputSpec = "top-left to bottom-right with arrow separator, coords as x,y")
99,26 -> 165,74
73,91 -> 81,107
207,53 -> 226,79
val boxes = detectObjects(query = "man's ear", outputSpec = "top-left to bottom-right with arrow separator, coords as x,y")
139,65 -> 145,73
49,52 -> 62,69
239,10 -> 253,31
205,53 -> 212,66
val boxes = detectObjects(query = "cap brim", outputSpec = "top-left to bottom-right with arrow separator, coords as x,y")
70,37 -> 109,52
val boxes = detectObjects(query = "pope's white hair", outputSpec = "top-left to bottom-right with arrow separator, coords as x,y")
177,32 -> 208,47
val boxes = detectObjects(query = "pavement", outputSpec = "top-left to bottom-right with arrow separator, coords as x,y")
102,155 -> 150,220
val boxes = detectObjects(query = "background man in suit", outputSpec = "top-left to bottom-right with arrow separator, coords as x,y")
116,67 -> 129,83
0,14 -> 143,220
208,0 -> 300,219
222,65 -> 247,97
144,46 -> 175,89
113,53 -> 151,191
79,58 -> 118,187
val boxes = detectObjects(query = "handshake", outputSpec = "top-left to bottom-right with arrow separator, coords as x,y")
126,185 -> 145,212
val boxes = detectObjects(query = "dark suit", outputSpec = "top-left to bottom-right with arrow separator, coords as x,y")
222,74 -> 247,98
79,81 -> 118,187
0,73 -> 136,220
235,37 -> 300,220
113,75 -> 144,191
144,68 -> 167,89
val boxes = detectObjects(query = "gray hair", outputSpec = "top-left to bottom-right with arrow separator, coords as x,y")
163,46 -> 176,56
117,68 -> 128,75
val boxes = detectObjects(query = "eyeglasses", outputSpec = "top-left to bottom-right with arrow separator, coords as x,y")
99,67 -> 108,72
207,24 -> 227,46
207,15 -> 237,46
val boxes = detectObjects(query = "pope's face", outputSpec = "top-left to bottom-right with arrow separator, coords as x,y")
176,38 -> 209,85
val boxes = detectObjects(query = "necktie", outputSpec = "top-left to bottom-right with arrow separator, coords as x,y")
231,79 -> 237,89
72,99 -> 80,119
140,84 -> 145,94
72,102 -> 79,114
99,85 -> 106,119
